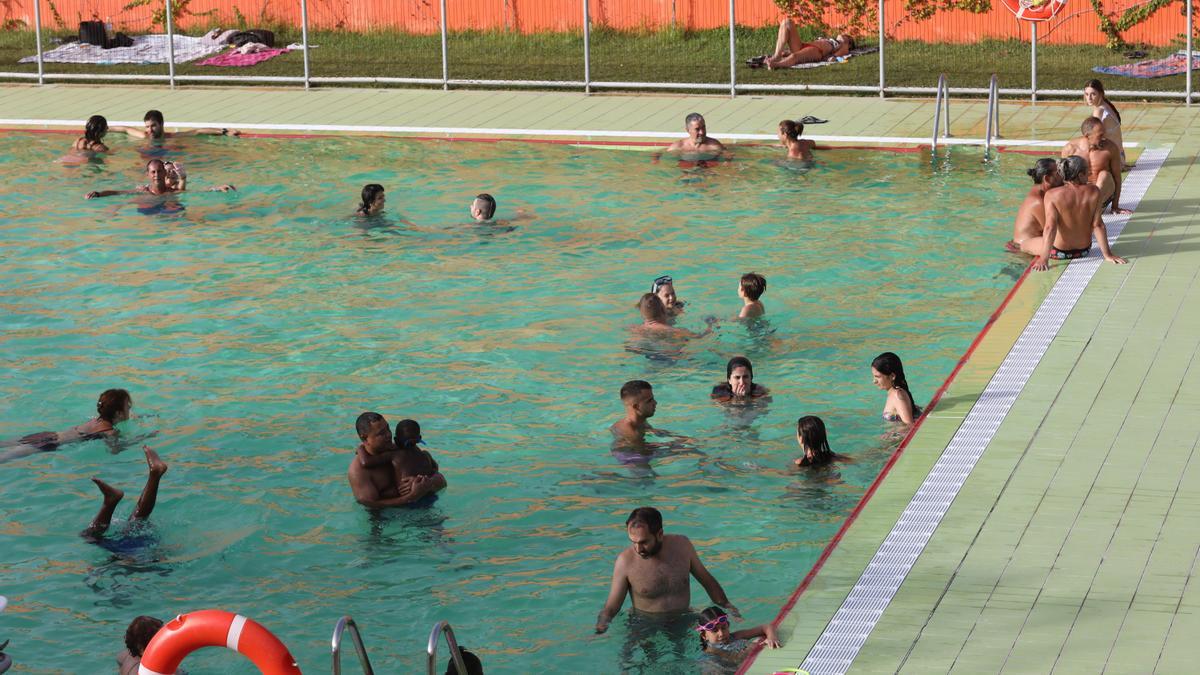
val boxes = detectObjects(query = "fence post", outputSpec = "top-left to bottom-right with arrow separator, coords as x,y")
877,0 -> 884,98
440,0 -> 449,90
301,0 -> 311,89
32,0 -> 44,84
583,0 -> 591,94
728,0 -> 736,97
1185,0 -> 1195,105
165,0 -> 176,88
1029,22 -> 1037,102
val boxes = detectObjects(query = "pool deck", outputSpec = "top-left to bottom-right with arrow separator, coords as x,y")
4,85 -> 1200,674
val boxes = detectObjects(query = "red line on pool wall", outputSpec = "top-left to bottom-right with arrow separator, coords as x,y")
735,261 -> 1036,675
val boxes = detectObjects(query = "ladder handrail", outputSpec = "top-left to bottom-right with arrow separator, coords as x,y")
428,621 -> 468,675
931,73 -> 951,151
984,73 -> 1001,160
331,616 -> 375,675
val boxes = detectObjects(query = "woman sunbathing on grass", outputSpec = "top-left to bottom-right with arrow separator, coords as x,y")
748,19 -> 853,69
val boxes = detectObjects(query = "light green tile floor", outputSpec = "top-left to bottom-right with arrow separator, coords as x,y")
3,84 -> 1199,674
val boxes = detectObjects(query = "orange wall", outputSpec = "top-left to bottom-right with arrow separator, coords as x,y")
3,0 -> 1193,45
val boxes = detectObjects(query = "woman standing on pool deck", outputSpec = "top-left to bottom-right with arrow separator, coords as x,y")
711,356 -> 770,403
0,389 -> 133,462
872,352 -> 920,425
1084,79 -> 1126,168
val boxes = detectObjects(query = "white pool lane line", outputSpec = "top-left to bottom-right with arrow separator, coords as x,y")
0,118 -> 1142,149
794,147 -> 1169,675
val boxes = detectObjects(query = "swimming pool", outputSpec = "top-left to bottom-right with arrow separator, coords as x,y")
0,132 -> 1033,672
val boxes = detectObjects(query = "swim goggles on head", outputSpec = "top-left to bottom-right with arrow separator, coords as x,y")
695,614 -> 729,633
651,275 -> 673,293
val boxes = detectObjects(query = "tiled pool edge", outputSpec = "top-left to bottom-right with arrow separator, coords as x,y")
741,148 -> 1170,675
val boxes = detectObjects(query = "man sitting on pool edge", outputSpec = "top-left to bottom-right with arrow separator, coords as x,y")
348,412 -> 446,508
1027,155 -> 1127,271
595,506 -> 739,634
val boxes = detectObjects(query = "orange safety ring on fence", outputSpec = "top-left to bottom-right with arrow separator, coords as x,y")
1000,0 -> 1069,22
137,610 -> 302,675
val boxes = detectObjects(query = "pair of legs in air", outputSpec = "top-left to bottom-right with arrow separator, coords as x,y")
83,446 -> 167,538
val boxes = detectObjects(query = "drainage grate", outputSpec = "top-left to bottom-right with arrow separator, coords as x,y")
797,148 -> 1170,675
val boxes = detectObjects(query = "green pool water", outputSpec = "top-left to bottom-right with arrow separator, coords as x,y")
0,133 -> 1030,673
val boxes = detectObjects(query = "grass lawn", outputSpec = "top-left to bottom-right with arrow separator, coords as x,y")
0,26 -> 1192,97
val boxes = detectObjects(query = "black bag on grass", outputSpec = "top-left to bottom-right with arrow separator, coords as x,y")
228,29 -> 275,47
79,21 -> 105,46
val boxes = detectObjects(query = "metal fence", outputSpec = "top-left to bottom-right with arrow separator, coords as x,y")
0,0 -> 1195,102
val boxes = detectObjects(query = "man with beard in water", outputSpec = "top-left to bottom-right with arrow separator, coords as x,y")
595,507 -> 739,633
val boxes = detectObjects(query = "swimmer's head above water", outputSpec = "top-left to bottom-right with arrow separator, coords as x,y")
84,115 -> 108,144
143,109 -> 166,140
97,388 -> 133,424
394,418 -> 422,450
471,193 -> 496,222
695,606 -> 732,647
619,380 -> 656,420
739,272 -> 766,302
778,119 -> 804,143
726,356 -> 755,391
684,112 -> 707,143
355,411 -> 393,454
625,506 -> 664,558
796,415 -> 833,465
638,292 -> 671,324
651,275 -> 682,312
358,184 -> 385,216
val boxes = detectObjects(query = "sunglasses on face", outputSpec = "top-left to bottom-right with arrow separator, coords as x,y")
695,614 -> 729,633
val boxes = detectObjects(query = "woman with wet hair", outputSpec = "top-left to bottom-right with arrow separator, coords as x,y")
794,415 -> 836,467
872,352 -> 920,425
356,183 -> 386,216
711,356 -> 770,403
72,115 -> 110,154
0,389 -> 133,462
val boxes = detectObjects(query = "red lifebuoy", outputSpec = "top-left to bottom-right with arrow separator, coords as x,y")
137,610 -> 302,675
1000,0 -> 1068,22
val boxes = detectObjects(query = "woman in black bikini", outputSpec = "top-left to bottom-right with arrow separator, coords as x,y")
0,389 -> 132,462
757,20 -> 853,69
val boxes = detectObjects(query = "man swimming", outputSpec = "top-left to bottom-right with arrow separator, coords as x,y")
470,193 -> 497,222
1062,117 -> 1129,214
85,159 -> 234,199
347,412 -> 446,508
113,109 -> 240,140
1007,158 -> 1064,255
1028,155 -> 1127,271
595,507 -> 739,633
665,113 -> 726,157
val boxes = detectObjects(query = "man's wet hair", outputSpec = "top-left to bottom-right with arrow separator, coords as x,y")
1027,158 -> 1058,184
96,389 -> 131,423
626,506 -> 664,533
1081,117 -> 1103,135
685,112 -> 704,127
143,109 -> 164,125
779,120 -> 803,142
474,193 -> 497,220
740,272 -> 767,301
444,646 -> 484,675
1059,155 -> 1088,183
85,115 -> 108,143
355,411 -> 385,439
125,615 -> 163,657
620,380 -> 653,402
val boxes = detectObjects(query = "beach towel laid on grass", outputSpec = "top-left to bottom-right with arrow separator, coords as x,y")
1092,53 -> 1200,79
19,34 -> 226,65
198,48 -> 290,67
790,46 -> 878,69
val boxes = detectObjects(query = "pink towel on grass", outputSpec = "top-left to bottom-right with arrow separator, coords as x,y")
198,48 -> 289,67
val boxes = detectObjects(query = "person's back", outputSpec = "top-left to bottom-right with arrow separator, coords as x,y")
391,447 -> 437,480
1045,180 -> 1100,251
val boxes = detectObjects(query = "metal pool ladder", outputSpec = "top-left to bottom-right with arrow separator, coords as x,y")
428,620 -> 469,675
983,74 -> 1002,160
331,616 -> 375,675
931,73 -> 952,151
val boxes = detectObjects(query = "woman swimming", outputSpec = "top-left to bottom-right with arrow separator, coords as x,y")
756,20 -> 853,70
794,415 -> 838,467
651,274 -> 685,316
711,356 -> 770,403
356,183 -> 386,216
1084,79 -> 1126,168
872,352 -> 920,425
695,606 -> 780,656
1,389 -> 133,462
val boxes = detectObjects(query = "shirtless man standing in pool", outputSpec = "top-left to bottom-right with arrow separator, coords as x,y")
665,113 -> 726,157
1028,155 -> 1127,271
596,507 -> 738,633
1062,118 -> 1129,215
1008,158 -> 1063,255
347,412 -> 445,508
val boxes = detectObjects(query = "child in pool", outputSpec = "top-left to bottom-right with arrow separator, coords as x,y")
695,606 -> 780,654
356,418 -> 442,489
738,272 -> 766,319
